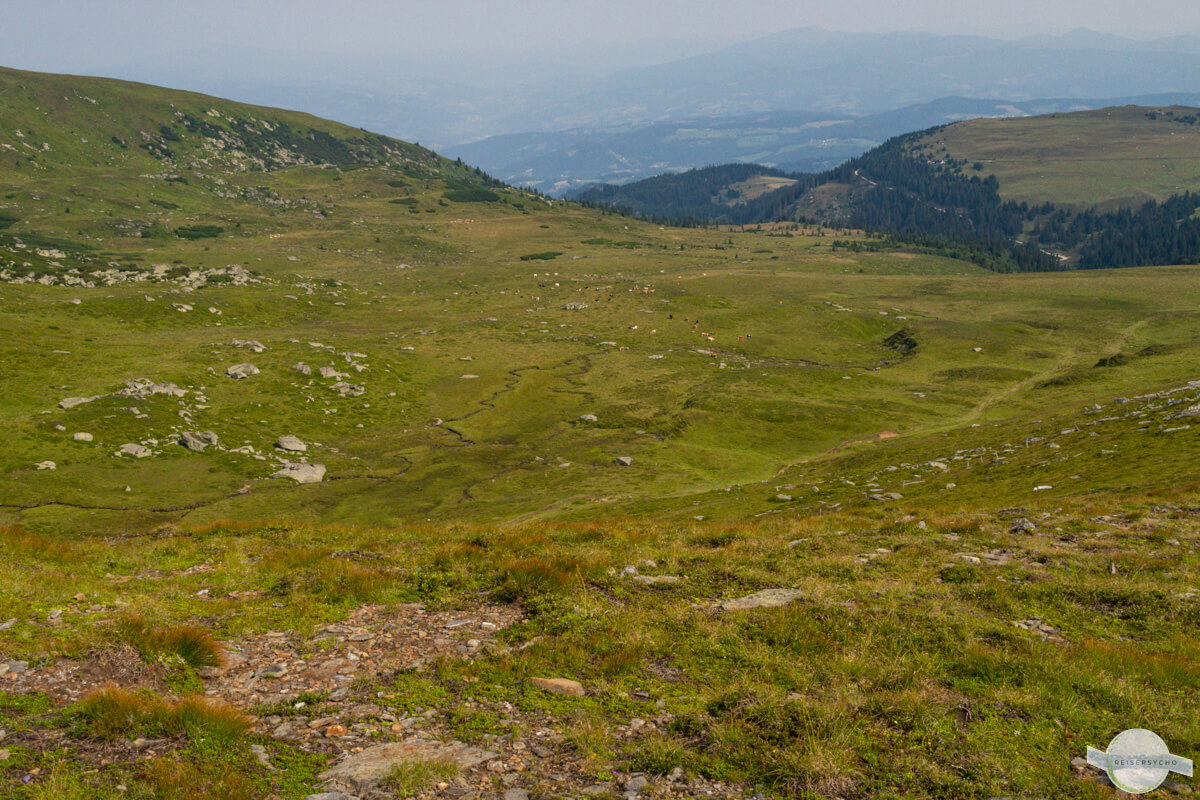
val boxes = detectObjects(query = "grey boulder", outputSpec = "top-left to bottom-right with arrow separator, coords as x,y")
227,363 -> 259,379
272,462 -> 326,484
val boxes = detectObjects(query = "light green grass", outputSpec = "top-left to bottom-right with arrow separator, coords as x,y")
916,105 -> 1200,208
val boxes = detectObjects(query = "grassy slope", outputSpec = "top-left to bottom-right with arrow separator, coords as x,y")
912,105 -> 1200,209
1,68 -> 1200,799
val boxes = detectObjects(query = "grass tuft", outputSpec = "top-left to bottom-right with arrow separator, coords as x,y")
74,685 -> 252,742
383,757 -> 459,795
116,615 -> 225,669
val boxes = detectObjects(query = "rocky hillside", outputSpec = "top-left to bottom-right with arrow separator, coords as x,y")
0,66 -> 435,177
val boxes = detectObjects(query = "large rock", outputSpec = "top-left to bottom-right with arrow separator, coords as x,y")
72,432 -> 93,442
318,740 -> 497,792
291,362 -> 312,376
178,431 -> 217,452
718,588 -> 804,612
331,382 -> 364,397
318,366 -> 345,379
276,435 -> 307,452
613,456 -> 633,466
227,363 -> 259,380
1009,518 -> 1037,534
34,461 -> 56,470
59,396 -> 100,409
118,443 -> 152,458
272,462 -> 326,484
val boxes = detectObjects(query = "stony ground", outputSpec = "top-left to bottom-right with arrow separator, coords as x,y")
1,598 -> 770,800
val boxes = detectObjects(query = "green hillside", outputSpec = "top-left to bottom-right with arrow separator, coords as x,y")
912,105 -> 1200,209
3,69 -> 1200,800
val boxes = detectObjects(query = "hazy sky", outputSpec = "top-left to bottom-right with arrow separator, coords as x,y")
5,0 -> 1200,75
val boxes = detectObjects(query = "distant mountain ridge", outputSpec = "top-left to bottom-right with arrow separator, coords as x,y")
70,27 -> 1200,157
455,92 -> 1200,196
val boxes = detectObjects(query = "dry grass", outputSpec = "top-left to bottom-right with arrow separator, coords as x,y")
76,685 -> 252,742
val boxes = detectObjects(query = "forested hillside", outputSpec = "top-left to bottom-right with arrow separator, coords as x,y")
578,106 -> 1200,272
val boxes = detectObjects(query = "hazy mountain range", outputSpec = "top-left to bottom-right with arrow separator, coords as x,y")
81,27 -> 1200,192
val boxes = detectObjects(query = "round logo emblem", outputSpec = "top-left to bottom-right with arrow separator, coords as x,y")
1106,729 -> 1173,794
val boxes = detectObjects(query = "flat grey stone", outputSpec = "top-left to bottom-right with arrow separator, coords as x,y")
318,740 -> 498,791
630,575 -> 682,586
718,588 -> 804,612
504,790 -> 530,800
118,443 -> 152,458
72,432 -> 93,442
59,396 -> 100,409
277,435 -> 307,452
272,462 -> 326,484
613,456 -> 633,466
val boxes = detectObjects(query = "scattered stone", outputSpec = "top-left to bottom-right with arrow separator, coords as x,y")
276,435 -> 307,452
231,339 -> 266,353
530,677 -> 585,697
178,431 -> 213,453
34,461 -> 56,470
613,456 -> 633,466
719,588 -> 804,612
319,366 -> 345,379
72,432 -> 92,442
118,443 -> 152,458
116,379 -> 187,399
319,740 -> 498,792
624,775 -> 649,794
227,363 -> 259,380
271,462 -> 326,484
1013,617 -> 1065,642
504,790 -> 530,800
292,363 -> 312,376
630,575 -> 682,586
579,414 -> 598,422
331,381 -> 365,397
58,396 -> 99,410
250,744 -> 273,770
1009,518 -> 1037,534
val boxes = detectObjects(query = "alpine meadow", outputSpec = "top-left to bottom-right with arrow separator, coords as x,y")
1,47 -> 1200,800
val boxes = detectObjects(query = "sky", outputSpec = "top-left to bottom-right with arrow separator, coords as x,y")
4,0 -> 1200,76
